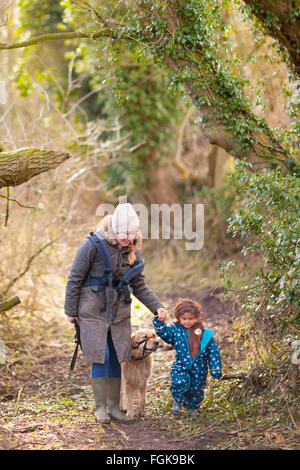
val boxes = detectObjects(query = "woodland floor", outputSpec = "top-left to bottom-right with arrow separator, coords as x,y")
0,286 -> 298,451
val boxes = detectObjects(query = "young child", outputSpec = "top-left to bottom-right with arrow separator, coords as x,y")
153,297 -> 222,413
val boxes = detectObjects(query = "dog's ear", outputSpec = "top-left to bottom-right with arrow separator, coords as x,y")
131,331 -> 139,346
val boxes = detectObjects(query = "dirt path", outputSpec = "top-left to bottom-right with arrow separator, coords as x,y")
0,341 -> 230,450
0,286 -> 253,451
0,351 -> 229,451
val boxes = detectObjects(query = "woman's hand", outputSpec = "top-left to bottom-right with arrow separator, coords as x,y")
67,316 -> 79,324
156,307 -> 167,322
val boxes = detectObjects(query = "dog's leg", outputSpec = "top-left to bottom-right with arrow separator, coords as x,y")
120,375 -> 127,412
137,382 -> 148,417
125,383 -> 135,419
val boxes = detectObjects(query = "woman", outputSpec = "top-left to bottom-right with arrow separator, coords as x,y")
64,202 -> 167,423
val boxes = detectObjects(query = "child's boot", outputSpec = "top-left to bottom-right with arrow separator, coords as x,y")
107,378 -> 129,421
91,378 -> 111,423
173,400 -> 181,413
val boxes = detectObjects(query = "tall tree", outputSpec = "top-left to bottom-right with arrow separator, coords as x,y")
242,0 -> 299,75
0,0 -> 299,174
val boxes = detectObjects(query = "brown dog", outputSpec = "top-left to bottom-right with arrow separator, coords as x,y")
120,328 -> 159,419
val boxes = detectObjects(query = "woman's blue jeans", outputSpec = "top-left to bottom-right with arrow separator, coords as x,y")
90,329 -> 121,378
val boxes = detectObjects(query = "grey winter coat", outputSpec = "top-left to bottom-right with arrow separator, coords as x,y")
64,215 -> 164,364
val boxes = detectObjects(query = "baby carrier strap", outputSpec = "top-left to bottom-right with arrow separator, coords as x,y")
88,232 -> 112,272
84,231 -> 114,322
83,231 -> 145,324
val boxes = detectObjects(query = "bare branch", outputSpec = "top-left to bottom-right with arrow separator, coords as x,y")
0,30 -> 115,50
1,239 -> 56,298
63,86 -> 106,118
0,296 -> 21,313
173,106 -> 199,180
0,192 -> 35,209
0,12 -> 8,28
0,147 -> 71,189
4,185 -> 9,226
71,0 -> 126,28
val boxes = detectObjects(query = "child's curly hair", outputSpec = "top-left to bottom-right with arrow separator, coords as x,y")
173,297 -> 204,322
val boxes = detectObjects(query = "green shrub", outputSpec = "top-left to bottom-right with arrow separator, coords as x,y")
221,160 -> 300,337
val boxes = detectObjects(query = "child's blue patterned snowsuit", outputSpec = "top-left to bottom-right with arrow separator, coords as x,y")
153,317 -> 222,410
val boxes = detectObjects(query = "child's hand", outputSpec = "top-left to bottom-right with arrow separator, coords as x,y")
156,307 -> 167,322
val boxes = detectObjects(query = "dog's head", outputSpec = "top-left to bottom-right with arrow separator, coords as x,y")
130,328 -> 159,360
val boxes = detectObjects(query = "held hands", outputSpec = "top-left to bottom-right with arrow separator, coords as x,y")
68,310 -> 168,323
156,307 -> 168,322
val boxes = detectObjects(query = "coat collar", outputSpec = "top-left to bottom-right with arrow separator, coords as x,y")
175,322 -> 214,353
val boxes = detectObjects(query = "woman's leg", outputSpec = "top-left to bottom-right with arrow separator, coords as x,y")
90,379 -> 111,423
106,331 -> 128,421
107,330 -> 121,378
90,338 -> 111,423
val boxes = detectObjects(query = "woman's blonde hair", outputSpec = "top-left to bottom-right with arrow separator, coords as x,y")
174,297 -> 204,322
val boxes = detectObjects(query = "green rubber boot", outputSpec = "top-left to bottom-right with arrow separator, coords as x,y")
91,378 -> 111,423
107,378 -> 129,422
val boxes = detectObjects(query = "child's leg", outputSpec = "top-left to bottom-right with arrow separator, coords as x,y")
185,392 -> 204,411
173,400 -> 181,412
170,369 -> 191,409
185,377 -> 205,411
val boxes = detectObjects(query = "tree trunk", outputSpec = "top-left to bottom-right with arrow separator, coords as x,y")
0,148 -> 70,189
0,2 -> 296,173
243,0 -> 300,76
161,2 -> 289,172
